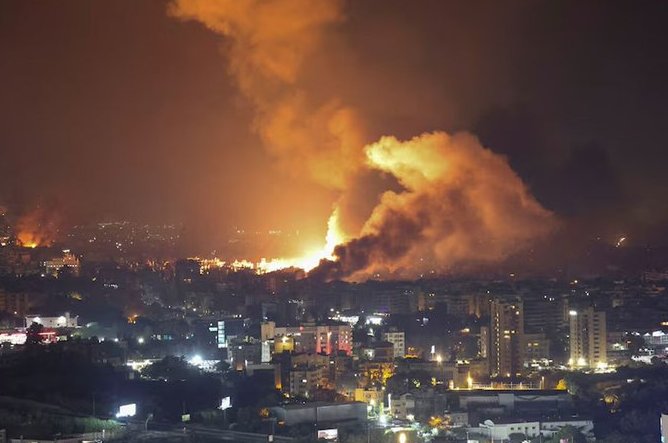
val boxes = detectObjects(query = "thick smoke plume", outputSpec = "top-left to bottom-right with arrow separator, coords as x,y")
315,132 -> 555,280
169,1 -> 555,280
169,0 -> 364,190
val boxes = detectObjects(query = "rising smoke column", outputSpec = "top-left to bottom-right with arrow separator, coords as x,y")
316,132 -> 556,279
169,0 -> 364,191
169,1 -> 555,280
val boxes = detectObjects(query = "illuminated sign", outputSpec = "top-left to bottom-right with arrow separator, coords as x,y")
220,396 -> 231,410
317,429 -> 338,440
116,403 -> 136,418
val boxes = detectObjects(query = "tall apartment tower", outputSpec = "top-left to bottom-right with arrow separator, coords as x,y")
479,326 -> 489,359
490,298 -> 525,378
382,329 -> 406,359
569,307 -> 607,368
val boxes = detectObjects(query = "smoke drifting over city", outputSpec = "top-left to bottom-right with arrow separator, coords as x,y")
319,132 -> 555,279
170,0 -> 554,279
3,3 -> 668,443
170,0 -> 363,191
2,0 -> 667,273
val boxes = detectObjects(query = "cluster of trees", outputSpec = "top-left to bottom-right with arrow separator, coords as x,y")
0,344 -> 225,426
564,364 -> 668,443
386,369 -> 434,393
0,399 -> 119,439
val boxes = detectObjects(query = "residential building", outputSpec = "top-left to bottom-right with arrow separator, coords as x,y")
569,307 -> 607,369
25,312 -> 78,328
490,298 -> 524,378
524,332 -> 551,365
262,322 -> 352,356
382,329 -> 406,359
289,365 -> 328,398
44,250 -> 80,277
388,393 -> 415,420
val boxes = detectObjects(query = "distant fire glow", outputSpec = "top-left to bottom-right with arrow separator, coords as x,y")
253,208 -> 344,272
16,207 -> 59,248
170,0 -> 554,279
17,235 -> 38,249
205,209 -> 345,274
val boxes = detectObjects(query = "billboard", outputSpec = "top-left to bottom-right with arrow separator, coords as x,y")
317,429 -> 338,440
116,403 -> 136,418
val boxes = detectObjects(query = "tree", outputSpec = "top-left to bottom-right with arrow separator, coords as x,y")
25,321 -> 45,346
143,356 -> 198,381
215,360 -> 231,374
386,370 -> 433,393
546,425 -> 587,443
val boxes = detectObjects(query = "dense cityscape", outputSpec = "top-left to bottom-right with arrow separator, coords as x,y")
2,1 -> 668,442
1,206 -> 668,442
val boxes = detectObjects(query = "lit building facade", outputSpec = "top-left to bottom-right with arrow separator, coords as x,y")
569,307 -> 607,369
262,322 -> 352,356
25,312 -> 78,328
382,330 -> 406,358
44,250 -> 80,277
490,298 -> 524,378
288,365 -> 328,398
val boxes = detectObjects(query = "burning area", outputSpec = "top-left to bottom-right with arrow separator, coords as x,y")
16,206 -> 60,248
169,0 -> 556,280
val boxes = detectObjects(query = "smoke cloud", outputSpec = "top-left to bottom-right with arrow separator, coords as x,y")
169,0 -> 555,280
316,132 -> 555,279
169,0 -> 364,190
16,205 -> 61,248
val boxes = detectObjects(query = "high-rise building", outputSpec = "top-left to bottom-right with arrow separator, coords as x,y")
524,332 -> 551,364
523,294 -> 569,334
479,326 -> 489,358
569,307 -> 607,369
490,298 -> 524,378
382,329 -> 406,358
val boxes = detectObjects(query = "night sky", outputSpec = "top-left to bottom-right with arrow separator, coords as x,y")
1,0 -> 667,256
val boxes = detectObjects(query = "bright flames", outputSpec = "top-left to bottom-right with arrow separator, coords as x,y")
17,233 -> 40,249
197,208 -> 346,275
16,206 -> 59,249
170,1 -> 555,280
245,208 -> 345,273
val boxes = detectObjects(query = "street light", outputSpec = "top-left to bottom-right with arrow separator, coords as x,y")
145,413 -> 153,431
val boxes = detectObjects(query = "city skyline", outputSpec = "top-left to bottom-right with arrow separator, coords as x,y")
1,1 -> 667,276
